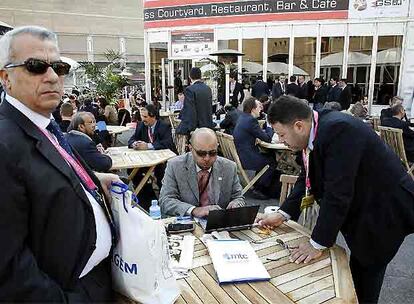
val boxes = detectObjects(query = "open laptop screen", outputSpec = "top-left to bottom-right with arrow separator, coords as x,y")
205,205 -> 260,233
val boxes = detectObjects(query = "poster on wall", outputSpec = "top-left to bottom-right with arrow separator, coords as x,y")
144,0 -> 350,28
349,0 -> 409,18
171,30 -> 214,58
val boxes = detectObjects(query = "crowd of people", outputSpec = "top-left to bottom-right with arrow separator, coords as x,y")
1,25 -> 414,304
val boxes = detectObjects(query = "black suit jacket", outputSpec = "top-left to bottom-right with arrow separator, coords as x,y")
229,82 -> 244,108
312,86 -> 327,105
286,83 -> 299,97
271,82 -> 285,101
128,120 -> 176,153
220,107 -> 242,135
252,80 -> 270,99
297,83 -> 308,100
338,85 -> 352,110
0,101 -> 112,301
233,113 -> 273,170
66,132 -> 113,172
176,81 -> 213,135
280,110 -> 414,266
327,85 -> 342,102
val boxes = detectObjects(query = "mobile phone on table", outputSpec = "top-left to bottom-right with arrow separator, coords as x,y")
167,223 -> 195,234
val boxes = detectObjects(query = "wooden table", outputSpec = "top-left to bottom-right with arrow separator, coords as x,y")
107,146 -> 176,195
258,141 -> 301,175
118,221 -> 357,303
106,125 -> 133,143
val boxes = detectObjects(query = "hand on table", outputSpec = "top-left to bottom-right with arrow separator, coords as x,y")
255,212 -> 286,229
96,143 -> 105,154
289,241 -> 323,264
132,141 -> 148,150
191,205 -> 222,218
226,200 -> 245,209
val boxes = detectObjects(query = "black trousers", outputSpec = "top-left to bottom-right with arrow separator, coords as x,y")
349,256 -> 387,304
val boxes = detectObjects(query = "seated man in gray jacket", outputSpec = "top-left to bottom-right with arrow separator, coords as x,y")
160,128 -> 245,218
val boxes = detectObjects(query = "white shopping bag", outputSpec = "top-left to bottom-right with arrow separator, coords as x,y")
110,182 -> 180,304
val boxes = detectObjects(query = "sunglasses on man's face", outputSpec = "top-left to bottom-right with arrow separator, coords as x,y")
194,149 -> 218,157
4,58 -> 71,76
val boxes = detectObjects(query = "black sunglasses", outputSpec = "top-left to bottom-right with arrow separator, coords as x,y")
194,149 -> 218,157
4,58 -> 71,76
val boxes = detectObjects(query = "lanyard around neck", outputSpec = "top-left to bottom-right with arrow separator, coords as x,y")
302,110 -> 319,193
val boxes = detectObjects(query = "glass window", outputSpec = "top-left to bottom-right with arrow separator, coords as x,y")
373,36 -> 403,105
149,42 -> 168,101
294,37 -> 316,80
242,38 -> 264,91
320,37 -> 344,83
348,36 -> 373,103
218,40 -> 238,51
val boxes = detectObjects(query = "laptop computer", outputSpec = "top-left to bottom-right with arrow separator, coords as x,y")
203,205 -> 260,233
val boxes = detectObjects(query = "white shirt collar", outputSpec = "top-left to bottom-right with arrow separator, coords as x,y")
5,94 -> 52,129
196,164 -> 212,173
307,117 -> 315,151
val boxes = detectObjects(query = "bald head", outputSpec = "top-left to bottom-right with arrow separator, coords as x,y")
190,128 -> 217,148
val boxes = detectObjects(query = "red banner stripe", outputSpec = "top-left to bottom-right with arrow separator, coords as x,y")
144,11 -> 348,29
144,0 -> 235,8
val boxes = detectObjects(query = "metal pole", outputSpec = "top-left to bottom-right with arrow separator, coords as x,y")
225,63 -> 230,106
161,58 -> 166,110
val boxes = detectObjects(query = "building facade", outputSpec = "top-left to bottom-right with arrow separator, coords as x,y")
144,0 -> 414,115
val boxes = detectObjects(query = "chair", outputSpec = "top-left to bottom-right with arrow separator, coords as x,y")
372,116 -> 380,132
169,115 -> 181,146
279,174 -> 299,206
216,131 -> 269,195
378,126 -> 414,177
175,134 -> 188,155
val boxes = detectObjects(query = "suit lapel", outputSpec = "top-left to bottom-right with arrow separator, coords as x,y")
211,160 -> 222,205
185,154 -> 199,201
0,101 -> 92,206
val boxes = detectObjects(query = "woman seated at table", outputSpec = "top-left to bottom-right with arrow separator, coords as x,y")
233,97 -> 281,199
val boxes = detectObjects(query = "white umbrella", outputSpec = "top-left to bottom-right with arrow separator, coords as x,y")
321,51 -> 371,66
60,56 -> 80,71
242,61 -> 263,74
266,62 -> 309,75
376,48 -> 401,64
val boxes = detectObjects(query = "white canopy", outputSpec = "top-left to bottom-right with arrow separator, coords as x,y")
266,62 -> 309,75
321,51 -> 371,66
242,61 -> 263,74
376,48 -> 401,64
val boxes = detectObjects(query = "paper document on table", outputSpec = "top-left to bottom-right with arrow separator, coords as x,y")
207,240 -> 270,284
168,235 -> 195,279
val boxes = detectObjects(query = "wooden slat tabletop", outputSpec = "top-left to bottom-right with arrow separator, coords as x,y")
106,125 -> 132,135
107,147 -> 176,170
117,221 -> 357,304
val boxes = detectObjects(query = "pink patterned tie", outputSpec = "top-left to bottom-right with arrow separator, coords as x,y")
198,170 -> 210,207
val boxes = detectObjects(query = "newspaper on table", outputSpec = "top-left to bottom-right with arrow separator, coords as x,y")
168,234 -> 195,279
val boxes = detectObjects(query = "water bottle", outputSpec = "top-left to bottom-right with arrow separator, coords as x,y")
149,200 -> 161,220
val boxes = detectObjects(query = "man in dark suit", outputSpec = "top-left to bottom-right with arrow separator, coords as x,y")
251,75 -> 270,99
286,75 -> 299,97
297,75 -> 309,100
311,77 -> 327,109
59,101 -> 73,132
233,97 -> 281,199
65,112 -> 112,172
259,96 -> 414,304
326,78 -> 341,102
0,25 -> 121,301
382,104 -> 414,162
128,104 -> 176,210
338,78 -> 352,110
271,74 -> 286,101
229,71 -> 244,108
176,67 -> 213,135
219,104 -> 242,134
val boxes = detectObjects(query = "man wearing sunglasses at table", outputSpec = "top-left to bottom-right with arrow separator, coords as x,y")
0,26 -> 122,301
160,128 -> 245,218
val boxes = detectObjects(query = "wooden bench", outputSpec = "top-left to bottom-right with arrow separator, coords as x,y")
216,131 -> 269,195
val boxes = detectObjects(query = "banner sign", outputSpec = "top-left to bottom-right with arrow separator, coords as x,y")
144,0 -> 349,28
349,0 -> 409,18
171,29 -> 214,58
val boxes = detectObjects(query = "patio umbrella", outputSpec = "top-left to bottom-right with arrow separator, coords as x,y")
266,62 -> 309,75
0,21 -> 13,35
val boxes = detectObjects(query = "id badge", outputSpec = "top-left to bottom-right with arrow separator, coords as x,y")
300,195 -> 315,211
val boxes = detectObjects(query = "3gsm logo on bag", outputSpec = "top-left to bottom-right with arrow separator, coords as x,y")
113,253 -> 138,275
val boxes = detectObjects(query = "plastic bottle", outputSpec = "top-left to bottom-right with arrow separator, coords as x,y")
149,200 -> 161,220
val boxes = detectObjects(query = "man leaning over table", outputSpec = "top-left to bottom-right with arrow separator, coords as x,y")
257,96 -> 414,304
0,26 -> 122,301
160,128 -> 245,218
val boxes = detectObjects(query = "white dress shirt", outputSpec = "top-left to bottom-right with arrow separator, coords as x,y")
6,94 -> 112,277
